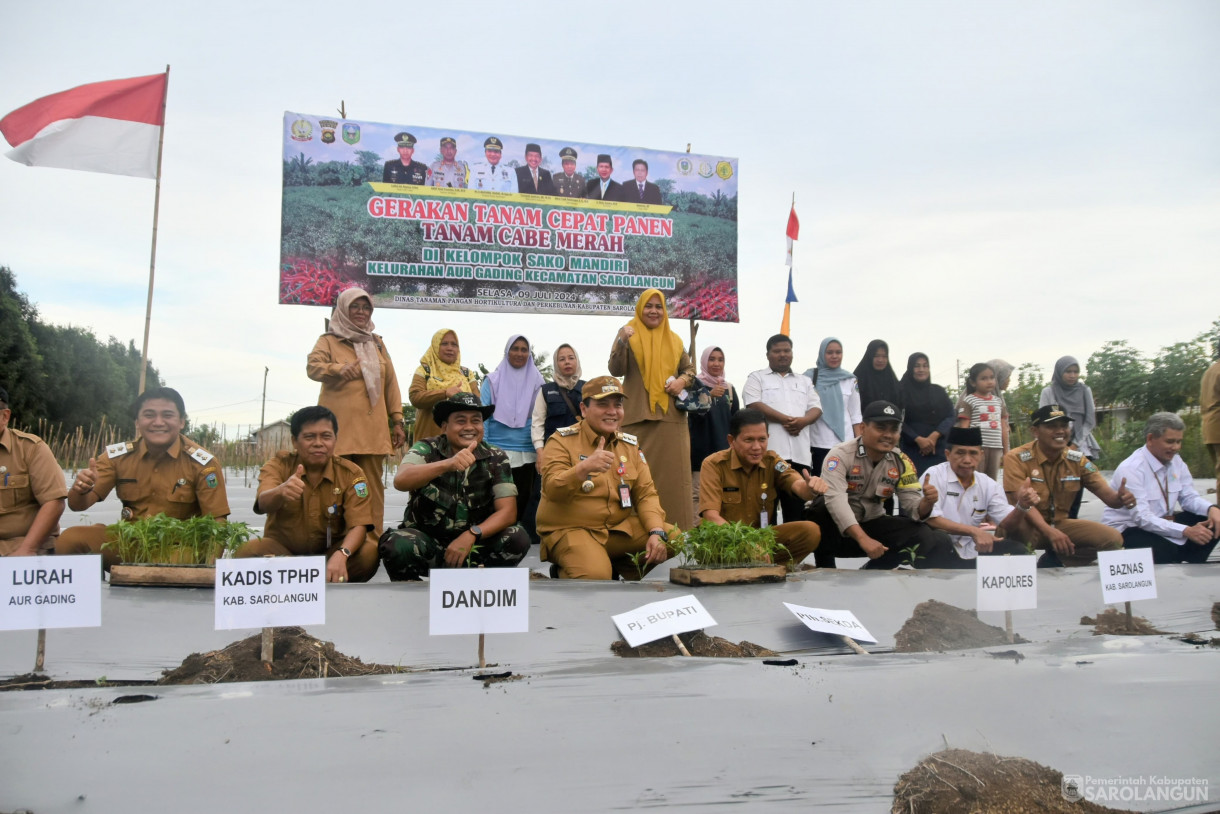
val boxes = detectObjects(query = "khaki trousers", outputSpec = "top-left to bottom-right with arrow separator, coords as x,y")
344,453 -> 385,546
773,521 -> 820,567
545,516 -> 677,580
55,524 -> 119,569
234,536 -> 380,582
1025,518 -> 1122,567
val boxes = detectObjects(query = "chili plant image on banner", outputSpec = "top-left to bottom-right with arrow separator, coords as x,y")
279,113 -> 739,321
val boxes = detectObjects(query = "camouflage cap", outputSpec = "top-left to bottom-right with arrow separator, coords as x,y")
581,376 -> 627,401
433,391 -> 494,424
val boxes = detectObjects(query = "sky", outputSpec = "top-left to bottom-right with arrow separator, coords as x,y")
2,0 -> 1217,436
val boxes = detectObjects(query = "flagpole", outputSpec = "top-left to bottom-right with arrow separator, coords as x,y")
138,64 -> 170,395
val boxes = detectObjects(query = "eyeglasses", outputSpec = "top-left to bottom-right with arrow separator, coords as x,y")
349,303 -> 373,313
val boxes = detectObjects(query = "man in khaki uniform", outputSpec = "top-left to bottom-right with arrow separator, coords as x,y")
0,386 -> 67,556
1201,349 -> 1220,497
537,376 -> 677,579
1002,404 -> 1133,567
235,406 -> 378,582
56,387 -> 230,569
698,407 -> 824,567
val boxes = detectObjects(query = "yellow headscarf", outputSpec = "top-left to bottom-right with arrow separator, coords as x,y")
416,328 -> 470,390
627,289 -> 684,413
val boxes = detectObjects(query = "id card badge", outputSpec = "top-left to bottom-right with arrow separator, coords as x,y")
619,482 -> 632,508
759,511 -> 769,529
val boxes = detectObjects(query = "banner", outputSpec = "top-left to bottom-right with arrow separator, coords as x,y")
280,113 -> 739,321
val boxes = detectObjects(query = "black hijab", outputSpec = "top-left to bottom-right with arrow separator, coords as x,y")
899,352 -> 952,425
853,339 -> 901,407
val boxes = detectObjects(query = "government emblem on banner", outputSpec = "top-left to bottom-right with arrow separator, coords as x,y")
318,119 -> 338,144
342,123 -> 360,145
715,161 -> 734,180
698,161 -> 714,178
676,157 -> 693,175
290,119 -> 313,142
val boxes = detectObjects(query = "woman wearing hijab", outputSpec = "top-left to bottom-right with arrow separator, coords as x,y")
1040,355 -> 1101,518
526,344 -> 585,544
307,288 -> 406,548
898,353 -> 955,474
804,337 -> 863,474
481,335 -> 545,536
408,328 -> 480,443
609,289 -> 697,529
853,339 -> 901,408
688,345 -> 741,516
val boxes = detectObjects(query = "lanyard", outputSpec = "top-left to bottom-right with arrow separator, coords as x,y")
1146,461 -> 1172,519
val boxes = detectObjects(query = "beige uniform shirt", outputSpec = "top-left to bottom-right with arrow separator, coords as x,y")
91,434 -> 230,521
821,437 -> 925,533
698,448 -> 803,526
1201,360 -> 1220,445
0,427 -> 68,546
255,452 -> 374,554
1003,441 -> 1107,526
307,333 -> 404,456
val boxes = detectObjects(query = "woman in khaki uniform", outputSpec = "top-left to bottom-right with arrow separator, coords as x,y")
408,328 -> 480,443
307,288 -> 405,545
608,288 -> 696,529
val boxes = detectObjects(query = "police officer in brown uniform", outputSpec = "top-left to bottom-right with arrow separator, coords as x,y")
0,386 -> 67,556
698,408 -> 824,567
537,376 -> 677,579
809,400 -> 960,569
1002,404 -> 1132,567
56,387 -> 230,569
551,147 -> 586,198
235,406 -> 378,583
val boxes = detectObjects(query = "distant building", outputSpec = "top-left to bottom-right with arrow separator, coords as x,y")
249,420 -> 292,453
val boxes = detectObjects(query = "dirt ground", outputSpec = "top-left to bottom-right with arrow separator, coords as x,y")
611,629 -> 778,658
894,600 -> 1028,653
157,627 -> 408,684
1211,601 -> 1219,629
1080,608 -> 1166,636
892,748 -> 1132,813
0,674 -> 155,692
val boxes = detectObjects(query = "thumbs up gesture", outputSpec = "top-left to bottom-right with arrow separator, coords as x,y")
1016,477 -> 1039,510
584,435 -> 617,476
75,457 -> 98,494
920,473 -> 939,504
1117,476 -> 1136,509
280,464 -> 307,501
450,440 -> 479,472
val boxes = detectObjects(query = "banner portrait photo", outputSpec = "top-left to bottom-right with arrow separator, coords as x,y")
279,112 -> 739,321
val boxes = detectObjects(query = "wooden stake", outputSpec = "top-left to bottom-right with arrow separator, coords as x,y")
477,563 -> 486,667
671,634 -> 692,657
841,635 -> 868,655
1125,601 -> 1134,632
1004,611 -> 1014,643
34,628 -> 46,672
260,627 -> 274,663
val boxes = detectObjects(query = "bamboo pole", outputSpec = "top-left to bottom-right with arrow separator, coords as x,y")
34,629 -> 46,672
671,634 -> 691,657
261,627 -> 274,663
841,636 -> 869,655
137,64 -> 171,395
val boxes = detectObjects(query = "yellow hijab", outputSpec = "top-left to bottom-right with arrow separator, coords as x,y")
627,289 -> 684,413
416,328 -> 470,390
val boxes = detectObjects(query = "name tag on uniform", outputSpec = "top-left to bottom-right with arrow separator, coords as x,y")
619,483 -> 632,508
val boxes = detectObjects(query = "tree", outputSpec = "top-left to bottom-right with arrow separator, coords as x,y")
354,150 -> 382,182
1085,340 -> 1146,408
0,267 -> 46,420
1006,363 -> 1046,445
1140,337 -> 1211,414
186,421 -> 222,449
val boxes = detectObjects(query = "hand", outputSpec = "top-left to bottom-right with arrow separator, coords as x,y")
279,465 -> 306,501
534,448 -> 545,473
444,534 -> 474,568
1047,527 -> 1075,556
74,457 -> 98,494
709,384 -> 727,398
1183,523 -> 1215,545
806,474 -> 828,496
444,383 -> 463,397
971,528 -> 998,554
339,362 -> 362,381
617,324 -> 635,343
326,551 -> 349,583
449,441 -> 478,472
664,378 -> 685,397
916,435 -> 936,456
1016,477 -> 1039,510
1205,507 -> 1220,533
583,436 -> 617,477
391,424 -> 406,449
645,533 -> 668,564
921,474 -> 939,504
860,535 -> 888,560
1116,477 -> 1136,509
781,415 -> 803,436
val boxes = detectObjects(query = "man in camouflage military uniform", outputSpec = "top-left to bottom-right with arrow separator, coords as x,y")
537,376 -> 677,580
428,136 -> 469,188
551,147 -> 586,198
382,131 -> 429,185
808,400 -> 960,569
466,136 -> 516,192
379,392 -> 529,580
1002,404 -> 1132,567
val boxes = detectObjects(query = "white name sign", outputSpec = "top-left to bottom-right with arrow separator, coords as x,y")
612,594 -> 716,648
783,603 -> 877,643
1098,548 -> 1156,604
215,557 -> 326,630
976,555 -> 1038,611
0,555 -> 101,631
429,568 -> 529,636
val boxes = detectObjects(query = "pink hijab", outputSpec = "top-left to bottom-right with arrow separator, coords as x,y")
697,346 -> 727,389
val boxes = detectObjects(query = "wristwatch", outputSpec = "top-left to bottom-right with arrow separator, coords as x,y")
469,525 -> 483,540
649,529 -> 668,542
339,547 -> 352,558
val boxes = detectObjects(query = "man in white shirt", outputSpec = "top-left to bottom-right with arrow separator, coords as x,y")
742,334 -> 822,524
924,427 -> 1038,564
1101,412 -> 1219,564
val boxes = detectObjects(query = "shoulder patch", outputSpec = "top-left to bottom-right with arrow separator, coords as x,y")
616,432 -> 638,445
774,461 -> 790,473
189,447 -> 214,466
556,426 -> 579,437
1066,450 -> 1084,462
353,480 -> 369,499
107,441 -> 132,459
1084,460 -> 1098,474
826,457 -> 841,472
409,441 -> 432,456
1018,450 -> 1032,462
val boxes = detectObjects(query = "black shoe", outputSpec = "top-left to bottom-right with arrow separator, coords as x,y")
1037,551 -> 1063,568
549,562 -> 559,579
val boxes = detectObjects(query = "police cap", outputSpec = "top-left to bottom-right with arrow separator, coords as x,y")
484,136 -> 503,152
394,132 -> 417,148
559,147 -> 578,163
862,400 -> 901,423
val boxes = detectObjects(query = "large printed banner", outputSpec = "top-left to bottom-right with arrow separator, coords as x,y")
280,112 -> 739,321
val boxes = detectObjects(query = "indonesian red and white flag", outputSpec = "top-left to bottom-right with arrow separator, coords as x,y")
784,204 -> 800,267
1,73 -> 167,179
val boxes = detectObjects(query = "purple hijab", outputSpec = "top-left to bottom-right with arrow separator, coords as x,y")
487,334 -> 544,428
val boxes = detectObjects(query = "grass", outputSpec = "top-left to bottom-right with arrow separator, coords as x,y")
103,514 -> 253,565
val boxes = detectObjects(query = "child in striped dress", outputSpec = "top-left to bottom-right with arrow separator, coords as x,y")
955,362 -> 1009,479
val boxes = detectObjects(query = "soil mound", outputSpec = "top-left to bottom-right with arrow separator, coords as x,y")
157,627 -> 407,684
1080,608 -> 1166,636
1211,601 -> 1219,629
892,748 -> 1132,813
894,600 -> 1027,653
612,630 -> 777,658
